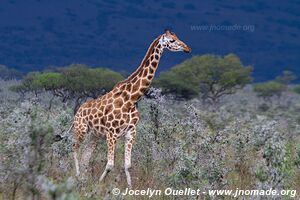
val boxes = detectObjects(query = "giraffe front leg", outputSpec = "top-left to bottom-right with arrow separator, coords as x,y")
73,126 -> 88,177
124,127 -> 136,188
81,134 -> 98,174
99,135 -> 116,182
73,151 -> 80,177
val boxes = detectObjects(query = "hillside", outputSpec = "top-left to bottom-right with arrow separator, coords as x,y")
0,1 -> 299,81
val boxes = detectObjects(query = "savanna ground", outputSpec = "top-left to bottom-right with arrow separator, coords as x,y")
0,79 -> 300,200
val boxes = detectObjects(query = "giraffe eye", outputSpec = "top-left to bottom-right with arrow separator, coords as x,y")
170,39 -> 175,43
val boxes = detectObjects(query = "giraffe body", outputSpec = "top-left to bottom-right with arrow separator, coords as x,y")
72,30 -> 191,187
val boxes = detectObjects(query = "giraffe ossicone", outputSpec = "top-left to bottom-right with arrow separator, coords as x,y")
72,29 -> 191,188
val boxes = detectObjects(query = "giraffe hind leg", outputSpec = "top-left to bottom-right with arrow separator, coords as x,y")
73,126 -> 88,177
99,134 -> 116,182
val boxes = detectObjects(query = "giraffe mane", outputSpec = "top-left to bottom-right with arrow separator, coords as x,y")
114,35 -> 161,88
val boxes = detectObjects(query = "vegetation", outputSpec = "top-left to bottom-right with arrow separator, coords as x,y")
55,64 -> 123,99
0,65 -> 22,80
156,54 -> 253,105
292,84 -> 300,94
253,81 -> 285,100
253,71 -> 297,103
9,64 -> 123,112
1,81 -> 300,199
275,70 -> 296,86
1,57 -> 300,199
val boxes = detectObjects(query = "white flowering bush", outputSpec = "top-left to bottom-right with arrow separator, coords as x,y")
1,83 -> 300,199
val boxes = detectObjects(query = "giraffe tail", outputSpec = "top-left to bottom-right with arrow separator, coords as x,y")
65,123 -> 74,134
53,123 -> 74,142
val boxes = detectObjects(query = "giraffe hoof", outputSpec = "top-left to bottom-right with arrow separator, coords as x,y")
125,164 -> 132,170
107,164 -> 114,171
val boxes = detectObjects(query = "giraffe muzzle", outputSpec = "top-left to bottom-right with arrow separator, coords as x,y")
183,46 -> 192,53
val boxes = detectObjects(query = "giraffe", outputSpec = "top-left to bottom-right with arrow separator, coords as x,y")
72,30 -> 191,187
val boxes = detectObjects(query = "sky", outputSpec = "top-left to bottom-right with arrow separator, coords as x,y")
0,0 -> 299,81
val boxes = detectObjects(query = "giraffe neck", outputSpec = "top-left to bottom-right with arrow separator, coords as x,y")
117,35 -> 164,103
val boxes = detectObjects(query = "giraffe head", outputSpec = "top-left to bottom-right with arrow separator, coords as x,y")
159,30 -> 191,53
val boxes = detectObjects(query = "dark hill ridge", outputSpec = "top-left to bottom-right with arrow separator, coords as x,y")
0,0 -> 299,81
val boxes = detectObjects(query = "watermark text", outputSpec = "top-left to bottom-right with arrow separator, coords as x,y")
191,24 -> 255,32
112,187 -> 297,198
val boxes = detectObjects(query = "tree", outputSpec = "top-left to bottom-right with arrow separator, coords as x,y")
93,68 -> 125,95
0,65 -> 22,80
275,70 -> 296,86
56,65 -> 123,99
253,81 -> 285,101
253,71 -> 297,105
9,84 -> 28,100
156,54 -> 253,104
21,72 -> 44,97
9,64 -> 124,112
35,72 -> 63,91
33,72 -> 64,109
292,85 -> 300,94
55,64 -> 123,111
154,66 -> 199,99
10,72 -> 57,101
